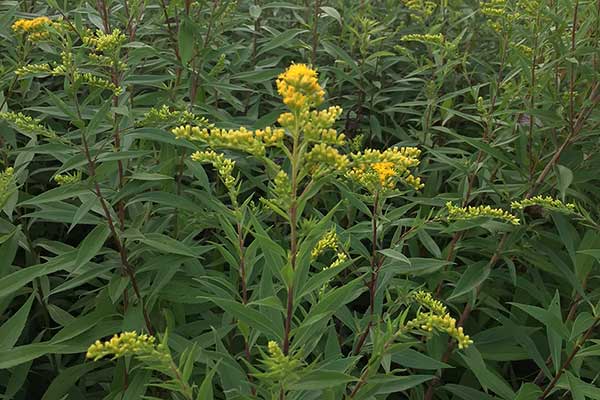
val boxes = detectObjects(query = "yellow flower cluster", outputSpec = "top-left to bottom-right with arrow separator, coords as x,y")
347,147 -> 424,192
172,125 -> 283,156
511,195 -> 576,214
191,150 -> 237,191
0,167 -> 15,208
83,28 -> 127,54
12,17 -> 51,41
406,311 -> 473,349
402,0 -> 436,20
137,105 -> 212,128
271,169 -> 291,208
172,125 -> 204,140
86,332 -> 170,363
305,143 -> 349,174
446,201 -> 520,225
512,42 -> 533,57
258,341 -> 302,383
0,111 -> 56,139
281,106 -> 346,145
480,0 -> 521,32
311,229 -> 339,259
14,63 -> 53,77
255,127 -> 286,146
413,290 -> 447,315
405,290 -> 473,349
401,33 -> 445,46
74,72 -> 122,96
54,171 -> 81,186
372,162 -> 396,185
517,0 -> 541,15
276,64 -> 325,110
328,252 -> 347,269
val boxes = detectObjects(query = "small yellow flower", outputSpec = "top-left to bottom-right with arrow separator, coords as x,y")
12,17 -> 51,41
446,202 -> 520,225
312,229 -> 339,259
347,147 -> 424,192
372,162 -> 395,185
86,331 -> 169,362
191,150 -> 237,191
12,17 -> 50,33
276,64 -> 325,110
511,195 -> 575,214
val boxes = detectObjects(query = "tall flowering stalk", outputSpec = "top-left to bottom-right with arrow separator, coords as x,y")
167,64 -> 457,399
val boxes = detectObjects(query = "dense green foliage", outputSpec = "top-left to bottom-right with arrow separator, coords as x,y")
0,0 -> 600,399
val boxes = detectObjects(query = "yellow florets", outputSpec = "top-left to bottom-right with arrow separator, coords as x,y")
54,171 -> 82,186
191,150 -> 237,191
404,291 -> 473,349
271,169 -> 292,208
173,125 -> 283,156
86,332 -> 170,363
372,162 -> 396,185
511,195 -> 576,214
402,0 -> 437,20
347,147 -> 424,192
12,17 -> 51,40
255,126 -> 285,146
512,42 -> 533,57
446,201 -> 520,225
83,29 -> 127,54
276,64 -> 325,110
406,312 -> 473,349
413,290 -> 447,315
0,111 -> 57,139
137,105 -> 212,128
312,229 -> 339,259
258,341 -> 303,384
303,106 -> 345,144
305,143 -> 349,174
401,33 -> 445,46
0,167 -> 15,208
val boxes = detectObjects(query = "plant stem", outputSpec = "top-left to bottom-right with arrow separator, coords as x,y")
311,0 -> 320,65
283,120 -> 301,356
80,130 -> 154,335
538,317 -> 600,399
527,11 -> 541,182
353,191 -> 380,355
433,35 -> 508,297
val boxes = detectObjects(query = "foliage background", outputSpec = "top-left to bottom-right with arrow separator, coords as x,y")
0,0 -> 599,399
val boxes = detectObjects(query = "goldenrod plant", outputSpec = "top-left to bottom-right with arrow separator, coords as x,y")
0,1 -> 599,400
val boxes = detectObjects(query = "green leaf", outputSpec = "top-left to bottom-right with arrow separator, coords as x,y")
197,363 -> 218,400
379,248 -> 411,265
75,223 -> 110,271
290,370 -> 357,390
41,362 -> 99,400
258,29 -> 307,55
510,302 -> 569,339
320,6 -> 341,24
460,346 -> 516,400
371,374 -> 434,394
0,294 -> 35,350
443,384 -> 500,400
178,17 -> 195,65
391,348 -> 452,370
138,233 -> 207,258
514,383 -> 542,400
448,261 -> 490,300
0,343 -> 72,369
207,297 -> 283,340
0,253 -> 76,299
